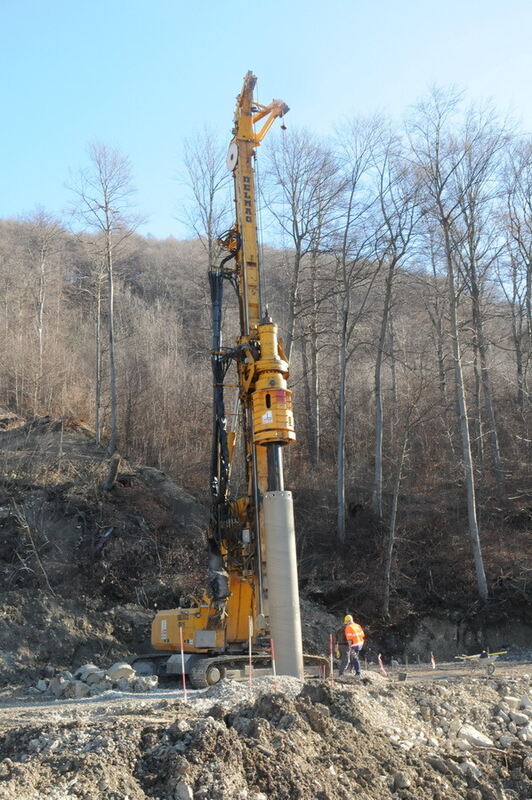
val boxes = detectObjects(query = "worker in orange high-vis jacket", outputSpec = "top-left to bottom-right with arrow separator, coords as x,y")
335,614 -> 365,677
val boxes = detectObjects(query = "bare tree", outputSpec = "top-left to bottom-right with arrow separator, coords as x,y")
502,137 -> 532,407
450,114 -> 508,502
22,209 -> 64,412
264,128 -> 341,360
408,89 -> 489,601
371,134 -> 419,520
381,370 -> 429,618
70,142 -> 141,454
332,117 -> 382,542
180,128 -> 232,265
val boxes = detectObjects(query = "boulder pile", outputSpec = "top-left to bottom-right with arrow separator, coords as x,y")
34,662 -> 158,699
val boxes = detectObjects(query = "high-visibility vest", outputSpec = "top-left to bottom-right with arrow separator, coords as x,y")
345,622 -> 364,647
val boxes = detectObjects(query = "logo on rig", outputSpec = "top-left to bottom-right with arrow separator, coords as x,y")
243,175 -> 253,223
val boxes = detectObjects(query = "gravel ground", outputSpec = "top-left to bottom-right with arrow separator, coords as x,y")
1,666 -> 532,799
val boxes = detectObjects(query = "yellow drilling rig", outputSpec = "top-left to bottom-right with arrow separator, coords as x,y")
133,72 -> 326,688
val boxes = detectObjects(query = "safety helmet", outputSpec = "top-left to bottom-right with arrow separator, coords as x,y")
344,615 -> 353,623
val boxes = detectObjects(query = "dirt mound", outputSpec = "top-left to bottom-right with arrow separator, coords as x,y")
0,673 -> 531,799
0,417 -> 209,686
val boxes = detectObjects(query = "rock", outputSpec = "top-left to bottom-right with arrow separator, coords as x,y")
48,675 -> 69,698
460,760 -> 481,780
399,740 -> 414,751
63,680 -> 91,699
74,663 -> 100,681
304,704 -> 331,734
133,675 -> 158,692
89,680 -> 113,695
496,710 -> 510,723
457,738 -> 470,751
458,724 -> 494,748
510,711 -> 529,726
498,735 -> 516,749
503,696 -> 520,709
174,782 -> 193,800
86,670 -> 109,685
36,679 -> 48,692
116,676 -> 134,692
446,760 -> 465,777
107,662 -> 136,681
518,722 -> 532,742
394,771 -> 411,789
43,665 -> 55,678
520,695 -> 532,710
523,755 -> 532,777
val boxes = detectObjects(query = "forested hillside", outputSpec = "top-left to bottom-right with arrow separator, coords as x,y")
0,90 -> 530,628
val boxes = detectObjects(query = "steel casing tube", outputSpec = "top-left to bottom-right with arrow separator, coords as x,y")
263,491 -> 304,679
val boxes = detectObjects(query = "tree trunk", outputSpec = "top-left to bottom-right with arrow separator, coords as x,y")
445,230 -> 488,601
309,250 -> 321,467
95,277 -> 102,447
382,433 -> 408,618
34,250 -> 46,413
284,250 -> 302,362
372,260 -> 395,519
470,275 -> 505,502
473,341 -> 484,467
106,233 -> 118,454
300,332 -> 314,460
336,307 -> 348,543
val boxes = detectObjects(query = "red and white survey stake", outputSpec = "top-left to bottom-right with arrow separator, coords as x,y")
270,637 -> 278,692
179,626 -> 188,702
329,633 -> 334,684
248,616 -> 253,690
377,653 -> 388,677
430,652 -> 436,670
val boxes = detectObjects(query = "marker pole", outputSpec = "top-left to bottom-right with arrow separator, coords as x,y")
179,626 -> 187,702
270,637 -> 278,691
248,616 -> 253,690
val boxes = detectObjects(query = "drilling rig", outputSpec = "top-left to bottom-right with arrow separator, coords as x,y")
134,72 -> 325,688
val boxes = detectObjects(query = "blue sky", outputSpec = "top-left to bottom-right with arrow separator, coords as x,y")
1,0 -> 531,239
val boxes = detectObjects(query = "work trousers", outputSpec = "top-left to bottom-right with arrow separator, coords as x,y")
339,644 -> 362,675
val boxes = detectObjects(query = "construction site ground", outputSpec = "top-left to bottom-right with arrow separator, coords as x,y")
1,415 -> 531,799
1,664 -> 532,800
